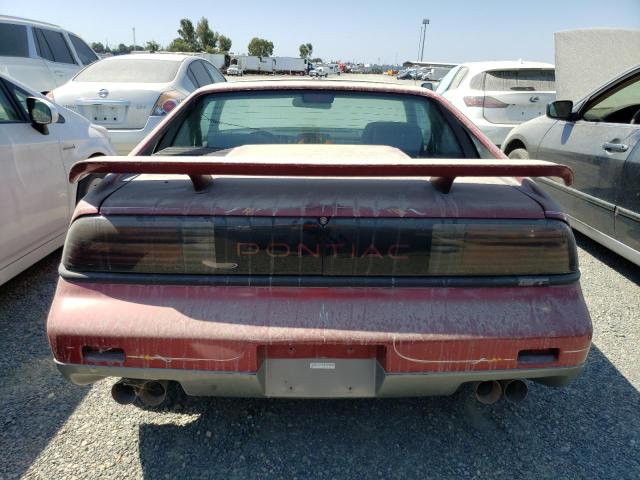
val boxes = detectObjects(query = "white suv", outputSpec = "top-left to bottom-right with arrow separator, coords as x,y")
0,16 -> 98,94
436,61 -> 556,146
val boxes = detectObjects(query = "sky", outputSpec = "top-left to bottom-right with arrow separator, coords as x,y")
2,0 -> 639,64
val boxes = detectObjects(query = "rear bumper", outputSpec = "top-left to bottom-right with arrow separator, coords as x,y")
107,116 -> 163,155
56,360 -> 585,398
48,278 -> 592,397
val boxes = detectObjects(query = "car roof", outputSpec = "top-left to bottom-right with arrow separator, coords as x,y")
0,15 -> 64,30
100,53 -> 192,63
460,60 -> 555,72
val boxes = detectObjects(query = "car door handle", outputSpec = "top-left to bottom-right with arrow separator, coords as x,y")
54,70 -> 65,77
602,142 -> 629,153
62,143 -> 76,151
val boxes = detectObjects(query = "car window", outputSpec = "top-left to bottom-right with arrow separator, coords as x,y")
74,59 -> 181,82
35,28 -> 76,64
448,66 -> 469,90
435,66 -> 460,94
202,62 -> 225,83
483,69 -> 555,91
0,86 -> 21,122
69,34 -> 98,65
582,75 -> 640,124
189,61 -> 213,87
4,81 -> 30,116
0,23 -> 29,57
164,90 -> 465,158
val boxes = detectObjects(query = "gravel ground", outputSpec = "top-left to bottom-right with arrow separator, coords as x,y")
1,233 -> 638,480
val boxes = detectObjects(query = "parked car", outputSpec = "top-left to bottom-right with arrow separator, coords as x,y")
48,81 -> 591,407
0,73 -> 114,286
309,67 -> 329,78
0,15 -> 98,94
226,64 -> 243,76
436,61 -> 556,146
502,65 -> 640,266
47,54 -> 226,154
397,68 -> 420,80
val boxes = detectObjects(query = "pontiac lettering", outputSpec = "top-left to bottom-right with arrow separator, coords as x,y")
235,242 -> 410,259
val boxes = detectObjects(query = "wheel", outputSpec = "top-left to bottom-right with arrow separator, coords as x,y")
507,148 -> 529,159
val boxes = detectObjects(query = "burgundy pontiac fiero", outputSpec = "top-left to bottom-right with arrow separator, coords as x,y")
47,81 -> 592,406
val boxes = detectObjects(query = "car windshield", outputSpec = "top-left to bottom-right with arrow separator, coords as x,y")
74,59 -> 181,83
160,90 -> 465,158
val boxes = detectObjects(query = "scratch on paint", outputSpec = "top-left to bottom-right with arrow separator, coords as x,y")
392,336 -> 515,364
127,354 -> 243,363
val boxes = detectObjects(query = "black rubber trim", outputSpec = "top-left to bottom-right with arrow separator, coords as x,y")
59,264 -> 580,288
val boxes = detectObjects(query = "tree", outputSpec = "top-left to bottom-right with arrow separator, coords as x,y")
145,40 -> 161,53
218,35 -> 232,53
299,43 -> 313,59
175,18 -> 199,51
167,38 -> 191,52
90,42 -> 105,53
196,17 -> 218,52
116,43 -> 131,55
247,37 -> 274,57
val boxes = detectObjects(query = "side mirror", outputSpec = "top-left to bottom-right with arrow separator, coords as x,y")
546,100 -> 574,121
421,82 -> 434,91
27,97 -> 59,135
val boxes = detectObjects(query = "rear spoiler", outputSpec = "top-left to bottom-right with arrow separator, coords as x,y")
69,156 -> 573,194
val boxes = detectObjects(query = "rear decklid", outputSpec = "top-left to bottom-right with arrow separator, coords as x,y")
72,145 -> 571,219
478,68 -> 556,125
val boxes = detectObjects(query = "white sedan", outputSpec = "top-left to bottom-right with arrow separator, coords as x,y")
435,60 -> 556,146
0,73 -> 115,286
48,53 -> 226,154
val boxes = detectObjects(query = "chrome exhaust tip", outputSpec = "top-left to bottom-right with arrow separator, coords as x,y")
137,380 -> 168,407
474,380 -> 502,405
502,379 -> 528,404
111,380 -> 136,405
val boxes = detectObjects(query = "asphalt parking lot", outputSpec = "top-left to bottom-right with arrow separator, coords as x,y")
1,230 -> 638,480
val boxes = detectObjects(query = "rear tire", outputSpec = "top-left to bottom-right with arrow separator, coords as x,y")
508,148 -> 529,159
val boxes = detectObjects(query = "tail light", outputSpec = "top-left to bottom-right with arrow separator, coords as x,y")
62,216 -> 577,277
463,96 -> 509,108
152,91 -> 184,116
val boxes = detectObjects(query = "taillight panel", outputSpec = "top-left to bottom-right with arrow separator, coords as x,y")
63,216 -> 577,277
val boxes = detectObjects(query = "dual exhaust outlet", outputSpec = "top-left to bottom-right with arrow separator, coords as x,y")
474,379 -> 528,405
112,378 -> 527,405
111,379 -> 168,406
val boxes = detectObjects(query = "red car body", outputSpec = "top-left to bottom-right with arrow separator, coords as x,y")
47,81 -> 592,403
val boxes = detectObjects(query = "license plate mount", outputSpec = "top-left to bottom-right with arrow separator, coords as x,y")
264,358 -> 377,398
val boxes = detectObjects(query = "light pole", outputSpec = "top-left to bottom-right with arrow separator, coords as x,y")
417,22 -> 424,61
132,27 -> 136,51
420,18 -> 429,62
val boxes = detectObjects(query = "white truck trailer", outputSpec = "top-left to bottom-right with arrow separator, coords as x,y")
231,55 -> 275,73
273,57 -> 308,75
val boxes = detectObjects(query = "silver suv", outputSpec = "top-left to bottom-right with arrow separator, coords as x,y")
0,15 -> 98,93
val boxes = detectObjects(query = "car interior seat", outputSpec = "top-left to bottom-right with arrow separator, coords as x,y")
361,122 -> 424,157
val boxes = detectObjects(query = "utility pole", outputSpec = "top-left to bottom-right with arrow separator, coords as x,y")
420,18 -> 430,62
417,21 -> 425,61
132,27 -> 136,51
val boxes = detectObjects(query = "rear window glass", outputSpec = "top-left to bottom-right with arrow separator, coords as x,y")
69,34 -> 98,65
0,23 -> 29,57
163,90 -> 465,158
483,69 -> 555,91
74,59 -> 181,82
